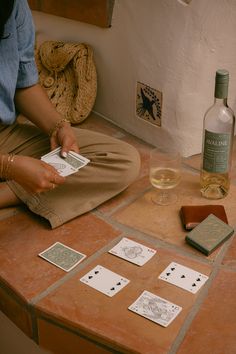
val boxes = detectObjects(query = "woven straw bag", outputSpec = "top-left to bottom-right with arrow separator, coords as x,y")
35,41 -> 97,124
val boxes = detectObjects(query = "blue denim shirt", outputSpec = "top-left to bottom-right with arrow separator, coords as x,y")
0,0 -> 38,124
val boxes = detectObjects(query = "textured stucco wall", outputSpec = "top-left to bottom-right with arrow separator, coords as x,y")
33,0 -> 236,156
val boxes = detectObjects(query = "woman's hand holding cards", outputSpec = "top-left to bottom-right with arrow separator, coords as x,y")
11,155 -> 65,194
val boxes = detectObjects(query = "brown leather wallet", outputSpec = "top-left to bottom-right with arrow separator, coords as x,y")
180,205 -> 228,230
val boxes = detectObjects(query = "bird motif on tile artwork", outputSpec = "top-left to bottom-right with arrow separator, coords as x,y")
140,88 -> 156,120
136,86 -> 162,123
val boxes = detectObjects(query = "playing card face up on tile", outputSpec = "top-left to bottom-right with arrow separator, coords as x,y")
41,147 -> 90,177
158,262 -> 209,294
80,265 -> 130,297
38,242 -> 86,272
108,237 -> 156,266
128,290 -> 182,327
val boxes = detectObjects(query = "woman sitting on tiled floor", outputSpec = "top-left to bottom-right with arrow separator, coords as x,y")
0,0 -> 140,228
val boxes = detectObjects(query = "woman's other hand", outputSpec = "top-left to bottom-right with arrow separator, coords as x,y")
11,155 -> 65,194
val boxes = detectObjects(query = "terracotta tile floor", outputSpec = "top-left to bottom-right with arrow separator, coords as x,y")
0,112 -> 236,354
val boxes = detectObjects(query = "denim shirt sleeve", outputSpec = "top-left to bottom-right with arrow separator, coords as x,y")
0,0 -> 38,124
16,0 -> 38,88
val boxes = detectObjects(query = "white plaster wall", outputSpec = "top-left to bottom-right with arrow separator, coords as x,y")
32,0 -> 236,157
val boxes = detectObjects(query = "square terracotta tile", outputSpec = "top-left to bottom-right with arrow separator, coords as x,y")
113,171 -> 236,259
0,211 -> 120,301
35,246 -> 212,354
177,269 -> 236,354
222,235 -> 236,267
0,286 -> 33,338
38,319 -> 112,354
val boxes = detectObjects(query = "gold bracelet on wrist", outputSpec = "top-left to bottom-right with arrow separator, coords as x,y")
7,154 -> 15,180
1,155 -> 7,180
48,118 -> 71,137
0,155 -> 5,179
0,154 -> 15,180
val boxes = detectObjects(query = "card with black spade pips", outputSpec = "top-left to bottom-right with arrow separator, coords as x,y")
158,262 -> 209,294
80,265 -> 130,297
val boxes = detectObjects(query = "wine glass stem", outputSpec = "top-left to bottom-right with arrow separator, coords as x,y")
159,190 -> 170,203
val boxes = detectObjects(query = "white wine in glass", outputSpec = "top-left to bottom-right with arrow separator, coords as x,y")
149,149 -> 181,205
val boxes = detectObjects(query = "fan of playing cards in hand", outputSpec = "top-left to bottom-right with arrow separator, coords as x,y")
38,236 -> 209,328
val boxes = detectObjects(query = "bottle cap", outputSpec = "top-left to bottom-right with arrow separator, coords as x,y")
216,69 -> 229,83
215,69 -> 229,98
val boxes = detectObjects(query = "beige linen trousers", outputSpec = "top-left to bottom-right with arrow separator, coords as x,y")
0,122 -> 140,228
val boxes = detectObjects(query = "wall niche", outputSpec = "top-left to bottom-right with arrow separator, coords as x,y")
28,0 -> 115,28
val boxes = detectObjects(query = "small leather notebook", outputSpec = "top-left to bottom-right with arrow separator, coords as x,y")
185,214 -> 234,256
180,205 -> 228,230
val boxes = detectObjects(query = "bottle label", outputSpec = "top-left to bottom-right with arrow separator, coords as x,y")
203,130 -> 230,173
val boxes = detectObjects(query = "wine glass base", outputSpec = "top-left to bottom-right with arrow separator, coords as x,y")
151,192 -> 178,206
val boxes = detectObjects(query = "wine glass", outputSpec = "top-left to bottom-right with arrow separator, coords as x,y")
149,148 -> 181,205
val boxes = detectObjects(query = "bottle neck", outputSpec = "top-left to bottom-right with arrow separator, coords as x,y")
214,97 -> 228,106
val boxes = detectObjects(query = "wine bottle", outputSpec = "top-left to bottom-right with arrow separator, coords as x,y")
200,69 -> 235,199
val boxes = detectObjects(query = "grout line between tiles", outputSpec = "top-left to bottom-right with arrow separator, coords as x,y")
30,307 -> 39,343
94,206 -> 236,353
29,233 -> 127,306
93,212 -> 218,266
0,207 -> 21,221
168,231 -> 235,354
2,115 -> 236,353
0,281 -> 36,340
35,313 -> 127,354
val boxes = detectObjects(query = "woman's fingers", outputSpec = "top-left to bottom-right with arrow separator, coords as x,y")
11,156 -> 66,194
43,162 -> 65,185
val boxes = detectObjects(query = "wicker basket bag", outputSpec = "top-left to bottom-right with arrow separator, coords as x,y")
35,41 -> 97,124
